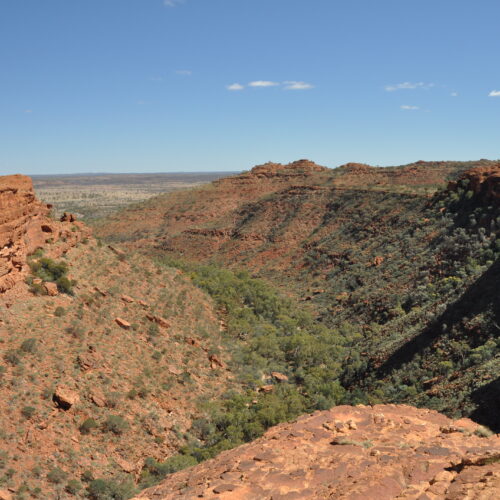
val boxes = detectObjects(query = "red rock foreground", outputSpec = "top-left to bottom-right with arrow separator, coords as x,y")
134,405 -> 499,500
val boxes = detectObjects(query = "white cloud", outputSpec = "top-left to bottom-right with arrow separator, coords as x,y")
451,91 -> 459,97
164,0 -> 184,6
24,109 -> 33,114
400,105 -> 419,110
248,81 -> 280,87
227,83 -> 245,91
489,90 -> 500,97
283,81 -> 314,90
175,69 -> 192,75
386,82 -> 434,92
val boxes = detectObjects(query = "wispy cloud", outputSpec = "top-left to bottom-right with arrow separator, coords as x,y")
283,81 -> 314,90
386,82 -> 434,92
400,105 -> 419,110
226,80 -> 315,91
451,91 -> 459,97
248,81 -> 280,87
164,0 -> 184,6
175,69 -> 192,76
150,76 -> 164,82
24,109 -> 33,114
227,83 -> 245,91
489,90 -> 500,97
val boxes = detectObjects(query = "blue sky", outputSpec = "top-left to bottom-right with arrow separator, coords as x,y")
1,0 -> 500,175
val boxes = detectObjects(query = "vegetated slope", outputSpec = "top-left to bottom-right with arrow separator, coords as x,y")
96,159 -> 500,431
135,404 -> 500,500
0,177 -> 233,497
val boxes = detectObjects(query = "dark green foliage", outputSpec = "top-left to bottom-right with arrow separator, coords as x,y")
79,418 -> 99,435
65,479 -> 82,494
46,467 -> 68,484
21,406 -> 36,419
146,260 -> 350,486
29,257 -> 75,294
139,455 -> 197,488
54,306 -> 66,317
20,338 -> 37,354
101,415 -> 128,435
86,478 -> 136,500
3,349 -> 21,366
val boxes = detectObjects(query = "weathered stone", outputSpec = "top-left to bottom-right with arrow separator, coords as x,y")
53,385 -> 80,410
44,282 -> 59,296
115,317 -> 131,329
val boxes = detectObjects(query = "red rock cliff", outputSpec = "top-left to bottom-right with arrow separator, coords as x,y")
0,174 -> 90,294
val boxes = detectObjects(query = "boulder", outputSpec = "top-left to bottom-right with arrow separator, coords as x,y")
115,317 -> 131,329
44,282 -> 59,296
271,371 -> 289,382
53,385 -> 80,410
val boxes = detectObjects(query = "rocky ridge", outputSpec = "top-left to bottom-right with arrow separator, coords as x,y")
449,163 -> 500,205
134,404 -> 499,500
0,174 -> 90,296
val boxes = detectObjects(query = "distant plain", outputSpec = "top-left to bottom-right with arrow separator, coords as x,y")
32,172 -> 237,221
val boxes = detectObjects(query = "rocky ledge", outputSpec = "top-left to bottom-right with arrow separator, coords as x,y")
134,404 -> 499,500
0,174 -> 90,294
455,164 -> 500,204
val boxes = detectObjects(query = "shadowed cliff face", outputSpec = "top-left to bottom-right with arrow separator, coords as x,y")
0,174 -> 90,295
134,404 -> 500,500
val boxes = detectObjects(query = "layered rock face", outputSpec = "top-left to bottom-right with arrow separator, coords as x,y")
135,405 -> 499,500
457,164 -> 500,204
0,174 -> 89,294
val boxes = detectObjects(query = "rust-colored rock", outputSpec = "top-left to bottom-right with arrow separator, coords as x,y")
43,282 -> 59,296
115,317 -> 131,329
453,164 -> 500,204
0,490 -> 13,500
60,212 -> 76,222
121,294 -> 134,303
0,174 -> 91,295
146,314 -> 170,329
209,354 -> 225,369
134,405 -> 500,500
53,385 -> 80,410
271,371 -> 289,382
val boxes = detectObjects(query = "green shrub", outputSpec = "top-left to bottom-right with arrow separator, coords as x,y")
101,415 -> 128,435
4,349 -> 21,366
21,406 -> 36,419
86,478 -> 136,500
47,467 -> 68,484
65,479 -> 82,494
139,455 -> 197,488
29,257 -> 74,294
20,338 -> 37,354
54,306 -> 66,317
79,418 -> 99,435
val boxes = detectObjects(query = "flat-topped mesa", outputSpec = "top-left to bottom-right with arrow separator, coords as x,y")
453,164 -> 500,204
0,174 -> 90,294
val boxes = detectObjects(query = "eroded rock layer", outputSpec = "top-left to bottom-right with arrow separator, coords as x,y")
0,174 -> 90,294
135,405 -> 499,500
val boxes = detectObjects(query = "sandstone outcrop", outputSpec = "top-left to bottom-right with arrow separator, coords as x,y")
453,163 -> 500,204
134,404 -> 499,499
0,174 -> 90,295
